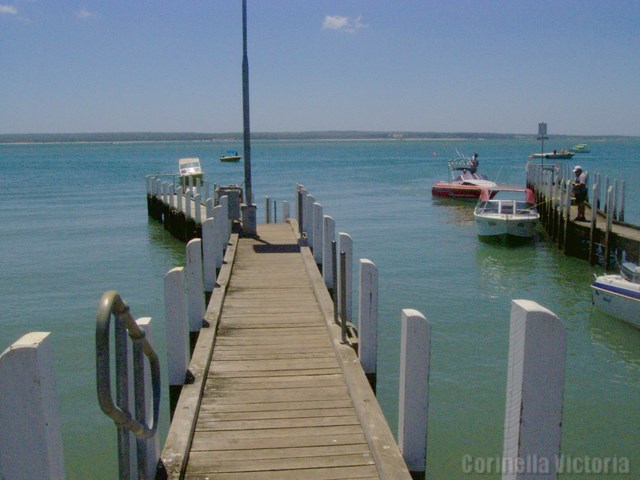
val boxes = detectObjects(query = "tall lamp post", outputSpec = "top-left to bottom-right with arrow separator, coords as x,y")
241,0 -> 257,235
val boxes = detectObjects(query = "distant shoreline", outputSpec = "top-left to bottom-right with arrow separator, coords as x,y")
0,131 -> 633,145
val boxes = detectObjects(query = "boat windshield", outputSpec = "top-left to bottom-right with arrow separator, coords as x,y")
456,171 -> 490,182
476,199 -> 534,215
179,161 -> 201,174
621,262 -> 640,283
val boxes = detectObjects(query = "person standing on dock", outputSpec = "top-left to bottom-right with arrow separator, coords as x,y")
572,165 -> 588,221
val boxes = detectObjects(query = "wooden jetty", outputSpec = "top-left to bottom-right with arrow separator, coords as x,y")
526,162 -> 640,267
0,180 -> 574,479
158,222 -> 411,479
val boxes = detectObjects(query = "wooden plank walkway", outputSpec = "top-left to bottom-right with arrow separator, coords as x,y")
160,222 -> 410,480
563,203 -> 640,241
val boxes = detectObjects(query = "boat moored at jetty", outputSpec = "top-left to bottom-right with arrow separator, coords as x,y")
432,157 -> 497,199
178,157 -> 203,190
474,187 -> 539,240
592,261 -> 640,328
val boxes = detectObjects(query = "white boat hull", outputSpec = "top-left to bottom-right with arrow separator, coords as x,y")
592,275 -> 640,328
474,213 -> 538,238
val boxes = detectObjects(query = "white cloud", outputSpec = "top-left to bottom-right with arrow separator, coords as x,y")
0,5 -> 18,15
322,15 -> 367,33
75,8 -> 94,19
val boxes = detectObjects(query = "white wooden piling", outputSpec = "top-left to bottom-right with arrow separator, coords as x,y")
213,205 -> 224,269
176,186 -> 183,214
220,195 -> 230,244
203,181 -> 210,205
0,332 -> 65,480
358,259 -> 378,385
605,186 -> 614,269
194,194 -> 202,225
323,215 -> 336,289
186,239 -> 205,333
502,300 -> 566,480
205,198 -> 214,219
185,189 -> 192,219
561,179 -> 571,251
312,202 -> 324,264
202,218 -> 216,292
398,309 -> 431,477
305,194 -> 315,245
589,183 -> 600,264
338,232 -> 353,322
613,179 -> 619,220
619,179 -> 625,222
164,267 -> 189,388
136,318 -> 160,479
283,200 -> 290,220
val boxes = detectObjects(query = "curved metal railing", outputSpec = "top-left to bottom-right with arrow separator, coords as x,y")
96,290 -> 161,479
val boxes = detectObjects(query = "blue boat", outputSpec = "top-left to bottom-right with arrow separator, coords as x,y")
220,150 -> 242,162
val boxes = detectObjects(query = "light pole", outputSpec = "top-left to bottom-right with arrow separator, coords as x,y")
241,0 -> 257,235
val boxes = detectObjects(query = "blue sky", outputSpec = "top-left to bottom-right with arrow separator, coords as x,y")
1,1 -> 639,136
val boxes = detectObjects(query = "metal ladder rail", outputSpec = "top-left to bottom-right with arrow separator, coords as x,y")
96,290 -> 161,480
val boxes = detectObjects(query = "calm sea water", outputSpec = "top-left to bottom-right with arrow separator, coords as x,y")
1,138 -> 639,479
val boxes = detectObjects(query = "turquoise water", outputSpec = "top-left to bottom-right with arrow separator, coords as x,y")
1,138 -> 639,478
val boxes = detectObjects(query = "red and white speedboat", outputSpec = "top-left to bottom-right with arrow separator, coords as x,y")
432,159 -> 497,199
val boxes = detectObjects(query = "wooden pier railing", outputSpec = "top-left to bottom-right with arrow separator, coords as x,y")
526,162 -> 640,268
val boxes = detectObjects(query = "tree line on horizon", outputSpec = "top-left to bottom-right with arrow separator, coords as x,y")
0,131 -> 627,144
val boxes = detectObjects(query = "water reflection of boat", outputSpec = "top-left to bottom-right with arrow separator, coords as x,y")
591,261 -> 640,328
431,197 -> 477,224
475,241 -> 538,295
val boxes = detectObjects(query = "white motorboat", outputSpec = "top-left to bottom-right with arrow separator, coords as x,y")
473,187 -> 539,240
592,261 -> 640,328
178,157 -> 203,191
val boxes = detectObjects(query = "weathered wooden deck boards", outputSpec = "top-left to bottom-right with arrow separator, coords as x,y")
163,222 -> 410,480
570,204 -> 640,242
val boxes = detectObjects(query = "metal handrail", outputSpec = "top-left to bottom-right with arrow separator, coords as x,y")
96,291 -> 161,478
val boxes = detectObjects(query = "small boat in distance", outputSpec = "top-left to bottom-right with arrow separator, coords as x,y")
432,155 -> 497,200
473,187 -> 539,240
591,260 -> 640,328
220,150 -> 242,162
529,149 -> 574,160
570,144 -> 591,153
178,157 -> 203,191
